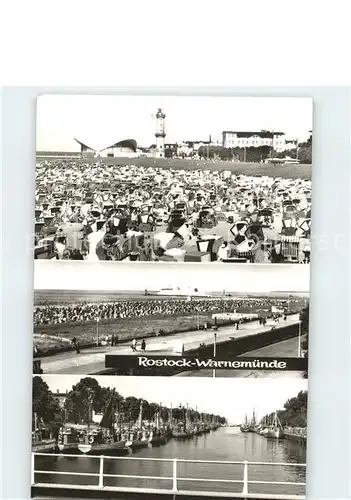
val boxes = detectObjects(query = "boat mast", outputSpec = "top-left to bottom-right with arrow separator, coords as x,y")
137,400 -> 143,430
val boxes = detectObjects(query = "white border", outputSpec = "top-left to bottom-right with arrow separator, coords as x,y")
1,87 -> 351,500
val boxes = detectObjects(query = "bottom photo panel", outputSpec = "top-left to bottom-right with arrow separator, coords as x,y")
32,376 -> 307,499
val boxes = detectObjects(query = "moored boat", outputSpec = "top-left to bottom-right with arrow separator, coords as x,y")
267,412 -> 284,439
78,433 -> 129,455
32,412 -> 57,453
148,406 -> 169,445
240,414 -> 251,433
32,437 -> 57,453
57,425 -> 80,454
172,404 -> 193,439
78,398 -> 129,455
172,427 -> 193,439
125,400 -> 150,449
148,429 -> 167,445
125,430 -> 149,449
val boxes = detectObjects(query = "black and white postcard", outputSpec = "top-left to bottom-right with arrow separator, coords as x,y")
32,94 -> 312,500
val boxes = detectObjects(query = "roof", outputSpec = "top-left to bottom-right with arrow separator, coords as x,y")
74,138 -> 96,151
222,131 -> 285,138
100,139 -> 137,152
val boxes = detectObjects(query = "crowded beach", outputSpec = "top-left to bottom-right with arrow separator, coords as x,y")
34,160 -> 311,263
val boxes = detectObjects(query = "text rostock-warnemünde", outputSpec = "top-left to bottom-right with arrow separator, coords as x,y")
137,357 -> 287,369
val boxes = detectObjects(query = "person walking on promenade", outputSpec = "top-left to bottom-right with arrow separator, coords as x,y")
131,338 -> 137,352
141,339 -> 146,352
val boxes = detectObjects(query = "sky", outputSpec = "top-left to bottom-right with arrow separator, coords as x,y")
34,262 -> 311,293
41,375 -> 307,424
36,95 -> 313,151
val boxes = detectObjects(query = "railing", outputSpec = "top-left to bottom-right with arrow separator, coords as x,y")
31,452 -> 306,499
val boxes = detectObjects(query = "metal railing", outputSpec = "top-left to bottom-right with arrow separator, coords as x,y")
31,452 -> 306,499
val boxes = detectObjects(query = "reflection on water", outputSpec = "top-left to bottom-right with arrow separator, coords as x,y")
35,428 -> 306,495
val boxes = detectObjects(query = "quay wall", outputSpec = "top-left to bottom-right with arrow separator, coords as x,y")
187,323 -> 300,359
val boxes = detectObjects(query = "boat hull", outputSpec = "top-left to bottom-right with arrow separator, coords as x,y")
32,440 -> 57,453
267,428 -> 284,439
58,443 -> 80,454
78,441 -> 129,455
125,439 -> 149,449
172,432 -> 192,439
149,435 -> 167,446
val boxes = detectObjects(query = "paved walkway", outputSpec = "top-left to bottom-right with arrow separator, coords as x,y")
40,314 -> 299,374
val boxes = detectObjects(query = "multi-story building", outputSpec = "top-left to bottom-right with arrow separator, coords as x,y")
164,143 -> 178,158
222,130 -> 286,152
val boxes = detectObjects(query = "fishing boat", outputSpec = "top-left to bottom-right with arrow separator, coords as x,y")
78,399 -> 129,455
193,423 -> 203,436
32,412 -> 57,453
148,407 -> 168,445
148,428 -> 167,445
257,415 -> 269,436
57,424 -> 80,454
240,414 -> 251,433
193,409 -> 204,436
209,416 -> 221,431
125,400 -> 149,449
172,405 -> 193,439
126,429 -> 149,449
267,412 -> 284,439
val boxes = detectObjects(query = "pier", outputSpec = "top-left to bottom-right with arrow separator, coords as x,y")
31,452 -> 306,500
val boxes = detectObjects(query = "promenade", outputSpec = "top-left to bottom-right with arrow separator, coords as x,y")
39,314 -> 299,374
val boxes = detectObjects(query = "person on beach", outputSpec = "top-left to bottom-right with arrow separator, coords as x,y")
131,338 -> 137,352
141,339 -> 146,352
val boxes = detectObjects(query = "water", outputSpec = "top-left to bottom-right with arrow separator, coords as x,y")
34,428 -> 306,496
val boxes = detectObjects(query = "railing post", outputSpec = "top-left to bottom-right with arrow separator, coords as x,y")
172,458 -> 178,492
31,452 -> 35,485
242,460 -> 248,495
98,455 -> 104,488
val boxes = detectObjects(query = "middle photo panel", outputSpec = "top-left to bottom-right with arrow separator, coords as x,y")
33,262 -> 309,378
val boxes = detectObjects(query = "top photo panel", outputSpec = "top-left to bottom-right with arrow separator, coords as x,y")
35,95 -> 313,264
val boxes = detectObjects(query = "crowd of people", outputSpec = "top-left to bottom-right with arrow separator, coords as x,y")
34,160 -> 311,263
33,297 -> 292,327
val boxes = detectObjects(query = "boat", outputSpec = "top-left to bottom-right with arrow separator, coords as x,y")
32,412 -> 57,453
267,412 -> 284,439
240,414 -> 251,433
148,428 -> 167,445
148,407 -> 168,445
209,416 -> 221,431
172,405 -> 193,439
126,429 -> 149,449
57,424 -> 80,454
78,399 -> 129,455
172,425 -> 193,439
32,438 -> 57,453
125,400 -> 149,449
257,415 -> 269,436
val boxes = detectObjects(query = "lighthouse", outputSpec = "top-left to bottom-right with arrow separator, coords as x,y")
155,108 -> 166,158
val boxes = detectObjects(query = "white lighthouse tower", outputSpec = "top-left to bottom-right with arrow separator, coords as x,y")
155,108 -> 166,158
